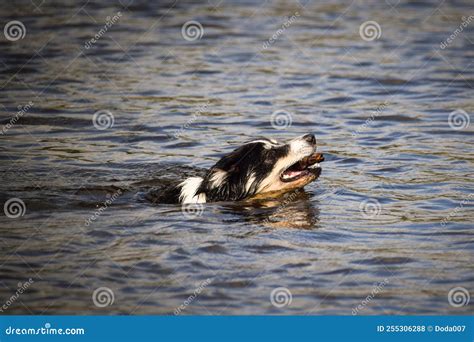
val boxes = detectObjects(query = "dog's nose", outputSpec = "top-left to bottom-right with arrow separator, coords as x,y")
302,134 -> 316,145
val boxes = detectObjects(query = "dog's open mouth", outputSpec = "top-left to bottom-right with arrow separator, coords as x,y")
280,152 -> 325,182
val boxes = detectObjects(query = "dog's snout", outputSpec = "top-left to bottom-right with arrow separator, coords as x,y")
303,134 -> 316,145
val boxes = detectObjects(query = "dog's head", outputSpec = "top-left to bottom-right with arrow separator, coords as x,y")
196,134 -> 324,202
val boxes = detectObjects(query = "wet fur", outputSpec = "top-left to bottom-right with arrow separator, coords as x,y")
146,135 -> 321,204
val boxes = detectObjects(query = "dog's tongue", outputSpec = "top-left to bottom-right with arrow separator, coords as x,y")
281,152 -> 324,181
298,152 -> 324,168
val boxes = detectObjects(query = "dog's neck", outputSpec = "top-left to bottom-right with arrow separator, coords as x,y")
178,177 -> 207,203
178,169 -> 257,204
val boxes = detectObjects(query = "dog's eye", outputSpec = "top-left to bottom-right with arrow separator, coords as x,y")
270,144 -> 289,155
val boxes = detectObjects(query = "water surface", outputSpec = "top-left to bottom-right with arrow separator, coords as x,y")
0,0 -> 473,315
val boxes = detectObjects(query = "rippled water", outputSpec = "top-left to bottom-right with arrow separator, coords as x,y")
1,0 -> 473,315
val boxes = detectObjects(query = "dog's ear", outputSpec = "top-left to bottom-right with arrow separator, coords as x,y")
212,143 -> 259,174
202,142 -> 265,201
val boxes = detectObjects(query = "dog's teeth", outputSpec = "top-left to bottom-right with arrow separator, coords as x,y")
282,170 -> 304,180
308,163 -> 320,169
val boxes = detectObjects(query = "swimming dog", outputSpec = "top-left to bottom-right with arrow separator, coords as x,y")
152,134 -> 324,204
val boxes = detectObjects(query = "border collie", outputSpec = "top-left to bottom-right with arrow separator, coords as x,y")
155,134 -> 324,204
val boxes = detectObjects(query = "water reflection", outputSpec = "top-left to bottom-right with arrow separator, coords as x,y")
223,189 -> 320,229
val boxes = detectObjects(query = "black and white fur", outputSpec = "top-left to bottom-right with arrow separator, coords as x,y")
173,134 -> 322,204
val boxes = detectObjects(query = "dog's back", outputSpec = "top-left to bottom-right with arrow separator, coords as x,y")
144,184 -> 182,204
